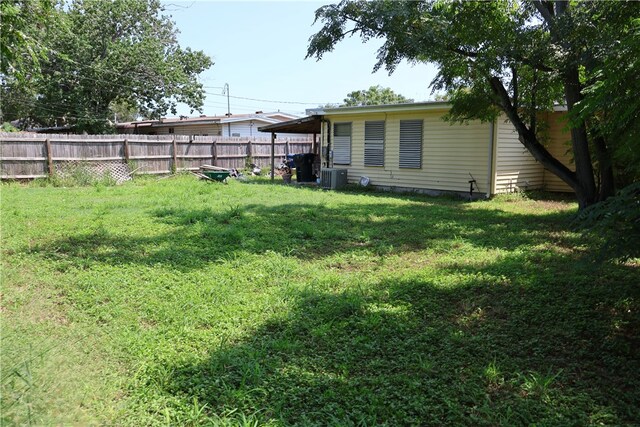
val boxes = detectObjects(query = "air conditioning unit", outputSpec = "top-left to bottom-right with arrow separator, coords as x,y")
321,168 -> 348,190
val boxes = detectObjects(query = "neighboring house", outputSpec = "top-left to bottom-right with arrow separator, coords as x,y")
261,102 -> 573,196
116,116 -> 221,136
116,112 -> 309,138
219,112 -> 303,138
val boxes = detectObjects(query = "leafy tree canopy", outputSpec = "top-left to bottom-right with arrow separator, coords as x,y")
1,0 -> 212,133
307,0 -> 640,209
342,85 -> 413,107
0,0 -> 54,85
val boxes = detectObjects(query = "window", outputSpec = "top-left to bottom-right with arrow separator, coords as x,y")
399,120 -> 423,168
364,121 -> 385,167
333,123 -> 351,165
168,127 -> 175,134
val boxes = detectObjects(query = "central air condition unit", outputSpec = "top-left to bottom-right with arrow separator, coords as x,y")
321,168 -> 348,190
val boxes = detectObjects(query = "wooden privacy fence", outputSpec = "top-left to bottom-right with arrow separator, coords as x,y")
0,133 -> 314,179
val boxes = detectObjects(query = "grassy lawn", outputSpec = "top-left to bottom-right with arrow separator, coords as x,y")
2,175 -> 639,426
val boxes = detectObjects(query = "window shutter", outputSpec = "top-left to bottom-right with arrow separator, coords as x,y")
364,121 -> 385,167
333,123 -> 351,165
399,120 -> 423,168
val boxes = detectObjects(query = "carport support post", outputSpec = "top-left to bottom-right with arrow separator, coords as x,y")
270,132 -> 276,180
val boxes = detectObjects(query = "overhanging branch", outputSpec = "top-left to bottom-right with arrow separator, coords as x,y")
488,76 -> 578,189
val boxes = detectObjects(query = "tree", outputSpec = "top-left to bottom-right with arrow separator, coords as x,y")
307,0 -> 640,209
0,0 -> 54,85
342,85 -> 413,106
0,0 -> 55,124
1,0 -> 212,133
572,13 -> 640,189
109,99 -> 140,123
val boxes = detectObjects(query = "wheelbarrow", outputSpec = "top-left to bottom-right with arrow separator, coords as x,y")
201,170 -> 231,181
197,165 -> 231,182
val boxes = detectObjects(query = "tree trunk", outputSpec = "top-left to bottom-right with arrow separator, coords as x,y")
489,75 -> 600,210
489,78 -> 578,182
562,67 -> 597,208
593,135 -> 616,201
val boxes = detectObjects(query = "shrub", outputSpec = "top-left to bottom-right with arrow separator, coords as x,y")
575,181 -> 640,262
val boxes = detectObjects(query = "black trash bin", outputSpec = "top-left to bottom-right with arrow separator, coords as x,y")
285,154 -> 296,169
293,153 -> 316,183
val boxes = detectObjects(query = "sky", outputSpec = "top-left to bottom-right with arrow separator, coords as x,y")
163,0 -> 439,117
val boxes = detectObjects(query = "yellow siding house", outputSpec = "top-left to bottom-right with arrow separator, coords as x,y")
309,102 -> 574,197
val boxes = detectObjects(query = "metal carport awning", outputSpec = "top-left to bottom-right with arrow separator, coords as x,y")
258,116 -> 323,180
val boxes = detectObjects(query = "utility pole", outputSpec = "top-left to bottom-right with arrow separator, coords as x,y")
223,83 -> 231,136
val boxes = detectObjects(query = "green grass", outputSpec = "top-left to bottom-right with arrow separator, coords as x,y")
1,175 -> 639,426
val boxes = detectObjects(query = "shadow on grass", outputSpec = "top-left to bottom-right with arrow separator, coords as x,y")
20,187 -> 639,424
29,197 -> 580,271
155,254 -> 639,425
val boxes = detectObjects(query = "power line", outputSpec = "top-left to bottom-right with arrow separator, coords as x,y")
41,49 -> 334,107
8,93 -> 308,126
15,107 -> 105,124
6,94 -> 119,123
204,91 -> 327,105
202,85 -> 329,105
9,47 -> 335,121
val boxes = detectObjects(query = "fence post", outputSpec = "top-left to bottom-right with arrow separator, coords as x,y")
247,139 -> 252,165
270,133 -> 275,180
123,138 -> 130,163
44,138 -> 54,177
211,139 -> 217,166
285,140 -> 290,157
171,137 -> 177,173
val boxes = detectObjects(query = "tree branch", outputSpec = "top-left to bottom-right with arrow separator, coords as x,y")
531,70 -> 537,135
512,53 -> 555,73
511,66 -> 518,110
488,76 -> 578,189
532,1 -> 555,26
450,47 -> 478,58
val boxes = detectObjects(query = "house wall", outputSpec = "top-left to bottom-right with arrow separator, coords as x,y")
542,112 -> 574,192
322,109 -> 493,195
221,122 -> 254,137
494,116 -> 545,193
154,123 -> 222,136
119,123 -> 222,136
224,121 -> 310,139
493,112 -> 574,194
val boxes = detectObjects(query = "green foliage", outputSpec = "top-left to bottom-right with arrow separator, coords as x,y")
1,122 -> 20,132
0,0 -> 54,84
573,11 -> 640,186
307,0 -> 640,207
341,85 -> 413,107
1,0 -> 212,133
109,99 -> 139,123
2,176 -> 639,424
576,181 -> 640,262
